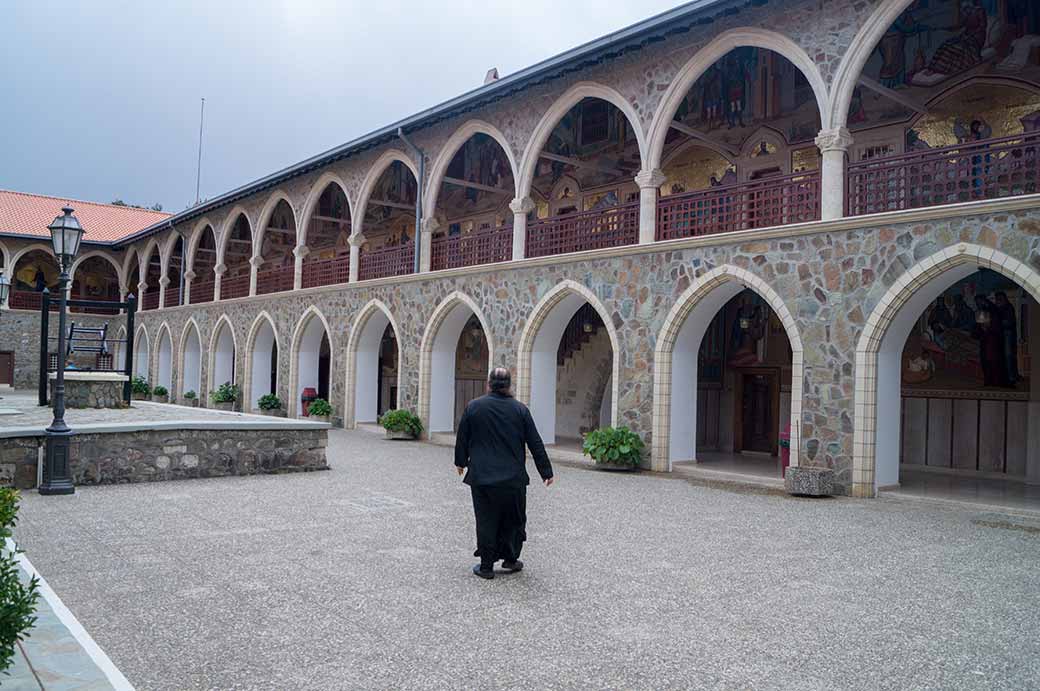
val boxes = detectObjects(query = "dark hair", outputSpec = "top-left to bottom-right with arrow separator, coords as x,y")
488,367 -> 512,395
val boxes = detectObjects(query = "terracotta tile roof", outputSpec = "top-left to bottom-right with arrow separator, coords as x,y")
0,189 -> 171,243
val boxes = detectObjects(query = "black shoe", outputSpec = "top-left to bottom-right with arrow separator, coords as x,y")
501,560 -> 523,573
472,564 -> 494,580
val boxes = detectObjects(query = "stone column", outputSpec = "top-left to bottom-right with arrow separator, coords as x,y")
213,264 -> 226,301
293,246 -> 309,290
182,270 -> 195,305
420,218 -> 439,273
634,168 -> 666,245
814,127 -> 853,221
158,276 -> 170,308
348,234 -> 365,283
509,197 -> 535,261
248,255 -> 263,296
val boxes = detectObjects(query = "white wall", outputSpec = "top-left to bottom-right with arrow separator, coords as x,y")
134,335 -> 149,379
182,328 -> 201,396
529,292 -> 586,444
296,317 -> 327,417
250,320 -> 276,408
429,303 -> 478,432
157,331 -> 173,391
212,323 -> 235,390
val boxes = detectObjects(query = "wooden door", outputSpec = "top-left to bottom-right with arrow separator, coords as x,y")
0,352 -> 11,386
737,370 -> 778,454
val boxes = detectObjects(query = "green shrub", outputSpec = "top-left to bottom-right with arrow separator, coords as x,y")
379,409 -> 423,437
257,393 -> 283,411
130,376 -> 150,395
152,385 -> 168,397
209,381 -> 239,404
183,390 -> 197,400
308,398 -> 333,417
0,489 -> 39,673
582,426 -> 644,467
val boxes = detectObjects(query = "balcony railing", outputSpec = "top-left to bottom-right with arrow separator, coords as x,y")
71,295 -> 121,315
847,132 -> 1040,216
256,265 -> 294,295
189,280 -> 214,304
141,291 -> 160,311
430,224 -> 513,271
358,243 -> 414,282
526,201 -> 639,259
9,290 -> 57,311
657,171 -> 821,241
220,273 -> 250,301
302,255 -> 349,289
163,286 -> 181,308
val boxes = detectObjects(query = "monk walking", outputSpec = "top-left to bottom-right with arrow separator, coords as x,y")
455,367 -> 554,579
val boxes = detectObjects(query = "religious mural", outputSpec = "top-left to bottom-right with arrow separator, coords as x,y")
454,316 -> 489,378
902,269 -> 1032,392
12,251 -> 59,292
437,134 -> 513,235
364,161 -> 417,250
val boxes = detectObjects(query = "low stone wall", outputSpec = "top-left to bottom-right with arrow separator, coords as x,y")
1,427 -> 328,488
50,374 -> 127,409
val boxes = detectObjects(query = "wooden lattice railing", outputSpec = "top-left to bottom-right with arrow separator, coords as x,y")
163,286 -> 181,308
189,280 -> 214,304
526,202 -> 639,258
9,290 -> 57,311
358,244 -> 414,281
220,273 -> 250,300
430,224 -> 513,271
141,291 -> 161,311
256,265 -> 294,295
302,255 -> 350,289
656,171 -> 821,241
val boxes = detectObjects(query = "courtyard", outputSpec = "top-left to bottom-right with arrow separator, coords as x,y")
11,428 -> 1040,690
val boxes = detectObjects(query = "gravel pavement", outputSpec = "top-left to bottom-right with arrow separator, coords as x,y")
13,428 -> 1040,690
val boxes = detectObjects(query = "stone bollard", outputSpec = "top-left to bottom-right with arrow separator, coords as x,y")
784,466 -> 835,497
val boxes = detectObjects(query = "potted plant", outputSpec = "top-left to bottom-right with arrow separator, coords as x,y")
307,398 -> 333,424
151,385 -> 169,403
182,390 -> 198,407
131,376 -> 150,401
209,381 -> 239,411
257,393 -> 284,417
582,426 -> 644,471
379,409 -> 423,440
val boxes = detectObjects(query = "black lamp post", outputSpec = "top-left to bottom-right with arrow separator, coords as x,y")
40,207 -> 83,496
0,271 -> 8,400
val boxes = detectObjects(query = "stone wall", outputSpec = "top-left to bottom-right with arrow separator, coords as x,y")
1,428 -> 327,489
0,310 -> 120,389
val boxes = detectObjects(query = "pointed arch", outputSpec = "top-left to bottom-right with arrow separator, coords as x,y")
344,299 -> 403,427
852,243 -> 1040,497
243,310 -> 281,410
424,120 -> 520,219
0,239 -> 9,273
114,325 -> 128,371
186,217 -> 217,274
288,306 -> 335,418
9,243 -> 57,273
515,279 -> 621,444
177,317 -> 203,398
153,321 -> 175,392
298,172 -> 353,249
133,325 -> 150,380
517,82 -> 649,200
417,291 -> 496,434
354,150 -> 420,239
122,245 -> 141,289
651,265 -> 805,472
647,28 -> 831,171
254,189 -> 297,258
207,314 -> 239,399
68,250 -> 125,292
216,205 -> 253,266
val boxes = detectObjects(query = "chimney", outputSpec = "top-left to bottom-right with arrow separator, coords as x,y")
484,68 -> 499,85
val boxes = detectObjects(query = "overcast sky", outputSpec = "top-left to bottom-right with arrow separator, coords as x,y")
2,1 -> 684,212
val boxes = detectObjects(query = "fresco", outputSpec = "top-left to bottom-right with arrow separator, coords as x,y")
902,269 -> 1032,392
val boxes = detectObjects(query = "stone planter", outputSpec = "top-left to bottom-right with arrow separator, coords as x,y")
593,460 -> 639,471
183,399 -> 199,407
132,392 -> 148,401
385,429 -> 416,440
151,394 -> 169,404
213,401 -> 234,412
259,408 -> 285,417
311,414 -> 331,425
784,466 -> 835,497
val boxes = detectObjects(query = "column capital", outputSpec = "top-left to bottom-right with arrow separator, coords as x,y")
509,197 -> 536,215
249,255 -> 265,269
421,218 -> 441,235
214,263 -> 227,275
183,270 -> 196,281
293,245 -> 310,259
159,276 -> 171,288
634,168 -> 667,189
348,233 -> 367,248
814,127 -> 853,154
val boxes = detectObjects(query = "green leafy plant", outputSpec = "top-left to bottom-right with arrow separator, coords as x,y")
183,390 -> 197,400
582,426 -> 644,467
130,376 -> 150,395
209,381 -> 240,404
308,398 -> 333,418
0,489 -> 40,673
379,409 -> 423,437
257,393 -> 283,411
152,385 -> 168,397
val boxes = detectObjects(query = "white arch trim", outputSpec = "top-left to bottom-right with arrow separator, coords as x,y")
254,189 -> 297,260
651,265 -> 805,472
9,243 -> 58,273
207,314 -> 239,398
515,279 -> 620,445
518,81 -> 649,200
424,120 -> 520,220
288,306 -> 335,418
852,243 -> 1040,497
177,318 -> 203,398
344,299 -> 403,427
186,217 -> 218,276
216,205 -> 253,267
0,239 -> 9,272
244,310 -> 281,410
69,250 -> 125,292
153,321 -> 175,392
298,172 -> 353,249
417,291 -> 496,435
133,325 -> 150,379
647,28 -> 831,170
353,150 -> 420,240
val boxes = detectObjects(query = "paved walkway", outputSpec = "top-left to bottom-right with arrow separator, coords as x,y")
12,429 -> 1040,689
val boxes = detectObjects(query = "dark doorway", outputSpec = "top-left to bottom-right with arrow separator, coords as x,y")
0,351 -> 12,386
737,370 -> 778,454
318,333 -> 330,401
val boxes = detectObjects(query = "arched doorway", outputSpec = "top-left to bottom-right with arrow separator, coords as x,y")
247,315 -> 278,411
156,327 -> 173,393
293,310 -> 331,418
518,283 -> 618,447
190,224 -> 218,304
70,255 -> 121,314
180,322 -> 202,400
220,212 -> 252,300
9,248 -> 58,311
257,197 -> 297,295
141,245 -> 162,310
301,180 -> 352,288
357,157 -> 418,281
210,317 -> 236,401
165,236 -> 185,307
134,328 -> 150,380
347,302 -> 401,426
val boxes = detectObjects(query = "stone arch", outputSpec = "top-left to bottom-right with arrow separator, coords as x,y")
254,189 -> 297,259
417,291 -> 496,434
288,306 -> 334,418
515,279 -> 620,444
0,239 -> 9,273
153,322 -> 174,392
185,217 -> 216,271
852,243 -> 1040,497
216,205 -> 253,267
344,299 -> 403,428
828,0 -> 914,130
651,265 -> 805,472
114,326 -> 127,371
244,311 -> 281,411
9,243 -> 56,273
298,172 -> 353,249
424,120 -> 520,219
647,28 -> 831,171
177,318 -> 203,399
122,246 -> 141,286
207,314 -> 238,399
353,150 -> 420,239
69,250 -> 125,293
133,325 -> 150,379
517,81 -> 649,200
